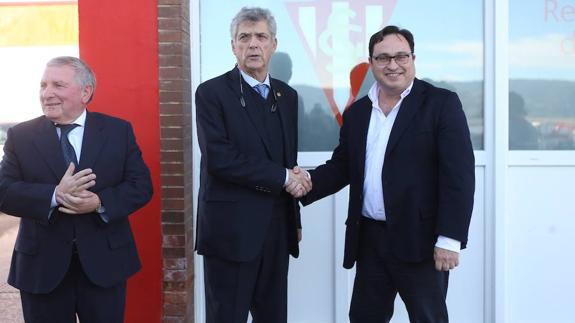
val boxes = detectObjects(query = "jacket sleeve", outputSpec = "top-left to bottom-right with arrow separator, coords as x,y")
0,127 -> 55,224
435,92 -> 475,247
95,123 -> 153,224
195,82 -> 286,195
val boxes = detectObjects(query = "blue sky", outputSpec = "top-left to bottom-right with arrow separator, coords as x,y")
509,0 -> 575,79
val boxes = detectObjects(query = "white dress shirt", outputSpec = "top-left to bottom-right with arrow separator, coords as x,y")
50,110 -> 87,208
362,82 -> 460,253
239,69 -> 271,89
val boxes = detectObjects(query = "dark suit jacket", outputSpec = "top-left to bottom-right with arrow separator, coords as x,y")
195,67 -> 300,262
0,111 -> 153,293
303,78 -> 475,268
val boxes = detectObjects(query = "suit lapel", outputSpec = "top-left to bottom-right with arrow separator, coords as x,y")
228,67 -> 273,156
33,117 -> 66,179
79,111 -> 107,169
272,79 -> 296,166
385,79 -> 424,160
355,99 -> 372,180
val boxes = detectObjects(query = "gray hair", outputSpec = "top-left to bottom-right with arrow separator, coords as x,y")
46,56 -> 96,103
230,7 -> 277,39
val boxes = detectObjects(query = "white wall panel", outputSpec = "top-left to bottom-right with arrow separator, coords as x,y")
289,196 -> 336,323
507,167 -> 575,323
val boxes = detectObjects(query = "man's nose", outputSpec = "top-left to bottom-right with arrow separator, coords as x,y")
41,86 -> 54,98
248,37 -> 260,48
387,58 -> 400,69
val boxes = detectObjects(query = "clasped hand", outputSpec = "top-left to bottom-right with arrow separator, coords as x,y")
285,166 -> 312,198
55,163 -> 100,214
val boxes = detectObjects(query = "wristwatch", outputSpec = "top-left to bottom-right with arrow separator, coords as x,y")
94,201 -> 109,223
95,202 -> 106,214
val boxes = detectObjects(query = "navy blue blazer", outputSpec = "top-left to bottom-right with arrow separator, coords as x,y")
195,67 -> 300,262
0,111 -> 153,293
302,78 -> 475,268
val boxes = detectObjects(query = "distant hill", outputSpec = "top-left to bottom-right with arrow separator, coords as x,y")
509,79 -> 575,118
421,78 -> 574,150
424,78 -> 575,119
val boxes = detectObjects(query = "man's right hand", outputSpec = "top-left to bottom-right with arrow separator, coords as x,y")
285,166 -> 312,198
55,163 -> 96,205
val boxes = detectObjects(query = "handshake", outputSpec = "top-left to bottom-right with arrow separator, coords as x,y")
285,166 -> 312,198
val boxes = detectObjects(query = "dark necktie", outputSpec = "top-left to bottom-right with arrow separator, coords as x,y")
56,124 -> 79,167
254,83 -> 269,99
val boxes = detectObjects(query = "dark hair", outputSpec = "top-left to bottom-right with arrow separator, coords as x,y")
368,25 -> 414,57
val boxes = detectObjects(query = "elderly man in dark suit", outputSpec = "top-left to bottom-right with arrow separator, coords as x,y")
301,26 -> 475,323
195,6 -> 310,323
0,56 -> 152,323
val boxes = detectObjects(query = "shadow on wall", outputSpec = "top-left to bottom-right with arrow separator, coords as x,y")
270,52 -> 372,152
509,91 -> 539,150
510,79 -> 575,150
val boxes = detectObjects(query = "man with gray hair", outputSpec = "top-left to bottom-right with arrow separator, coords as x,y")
0,56 -> 152,322
195,6 -> 309,323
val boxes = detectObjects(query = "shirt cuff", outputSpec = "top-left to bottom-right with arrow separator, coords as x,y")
284,169 -> 289,187
51,190 -> 58,208
435,235 -> 461,253
48,190 -> 58,219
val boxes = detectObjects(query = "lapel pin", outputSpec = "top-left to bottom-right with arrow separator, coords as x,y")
276,91 -> 281,97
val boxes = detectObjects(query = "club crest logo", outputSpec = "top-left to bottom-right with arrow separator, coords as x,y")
285,0 -> 397,124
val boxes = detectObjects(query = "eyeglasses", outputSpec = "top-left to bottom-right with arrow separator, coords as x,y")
372,53 -> 411,65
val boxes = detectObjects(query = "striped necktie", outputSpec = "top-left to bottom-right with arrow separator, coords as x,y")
56,123 -> 79,167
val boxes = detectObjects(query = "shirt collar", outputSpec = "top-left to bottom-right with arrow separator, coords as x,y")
367,81 -> 414,112
53,109 -> 87,127
74,109 -> 87,127
239,68 -> 270,88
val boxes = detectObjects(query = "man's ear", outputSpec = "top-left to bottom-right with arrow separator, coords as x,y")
81,85 -> 94,104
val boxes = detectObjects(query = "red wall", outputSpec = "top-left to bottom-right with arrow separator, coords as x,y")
78,1 -> 162,322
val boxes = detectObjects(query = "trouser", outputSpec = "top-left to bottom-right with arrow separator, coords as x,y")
203,212 -> 290,323
20,253 -> 126,323
349,217 -> 449,323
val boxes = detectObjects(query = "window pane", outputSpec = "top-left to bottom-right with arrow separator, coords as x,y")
200,0 -> 484,151
509,0 -> 575,150
388,0 -> 484,150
